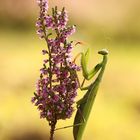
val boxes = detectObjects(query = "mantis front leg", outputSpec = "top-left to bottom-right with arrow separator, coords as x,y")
76,49 -> 102,90
81,49 -> 102,80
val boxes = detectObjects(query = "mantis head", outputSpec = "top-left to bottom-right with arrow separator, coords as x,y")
98,49 -> 109,55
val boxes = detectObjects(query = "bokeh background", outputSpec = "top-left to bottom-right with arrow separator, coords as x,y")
0,0 -> 140,140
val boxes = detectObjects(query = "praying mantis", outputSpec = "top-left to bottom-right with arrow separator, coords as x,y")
55,48 -> 108,140
73,49 -> 108,140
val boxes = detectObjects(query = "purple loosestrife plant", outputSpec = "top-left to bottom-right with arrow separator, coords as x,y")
32,0 -> 80,139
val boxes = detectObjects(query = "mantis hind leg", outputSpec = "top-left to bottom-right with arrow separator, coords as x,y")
54,108 -> 85,131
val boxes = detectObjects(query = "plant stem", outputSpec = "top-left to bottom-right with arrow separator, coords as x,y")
50,120 -> 57,140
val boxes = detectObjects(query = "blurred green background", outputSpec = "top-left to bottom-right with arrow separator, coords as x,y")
0,0 -> 140,140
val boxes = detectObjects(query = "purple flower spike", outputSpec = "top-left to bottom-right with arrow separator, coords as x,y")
57,8 -> 68,29
32,0 -> 81,131
37,0 -> 49,11
36,0 -> 49,38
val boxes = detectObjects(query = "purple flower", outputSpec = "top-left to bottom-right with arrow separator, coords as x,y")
42,49 -> 48,55
40,68 -> 48,75
37,0 -> 49,11
43,59 -> 49,64
45,16 -> 54,28
31,97 -> 36,103
36,29 -> 44,38
67,43 -> 73,53
32,0 -> 80,125
36,0 -> 49,38
56,8 -> 68,29
62,25 -> 76,38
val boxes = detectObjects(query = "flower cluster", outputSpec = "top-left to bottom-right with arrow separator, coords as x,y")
45,7 -> 68,30
36,0 -> 49,38
32,0 -> 80,123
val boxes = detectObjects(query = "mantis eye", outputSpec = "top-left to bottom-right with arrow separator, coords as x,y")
98,49 -> 109,55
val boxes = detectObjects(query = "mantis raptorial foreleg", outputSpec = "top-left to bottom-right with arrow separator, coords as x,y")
81,49 -> 102,80
74,49 -> 102,90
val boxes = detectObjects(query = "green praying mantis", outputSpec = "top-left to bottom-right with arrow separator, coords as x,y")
55,48 -> 108,140
73,48 -> 108,140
